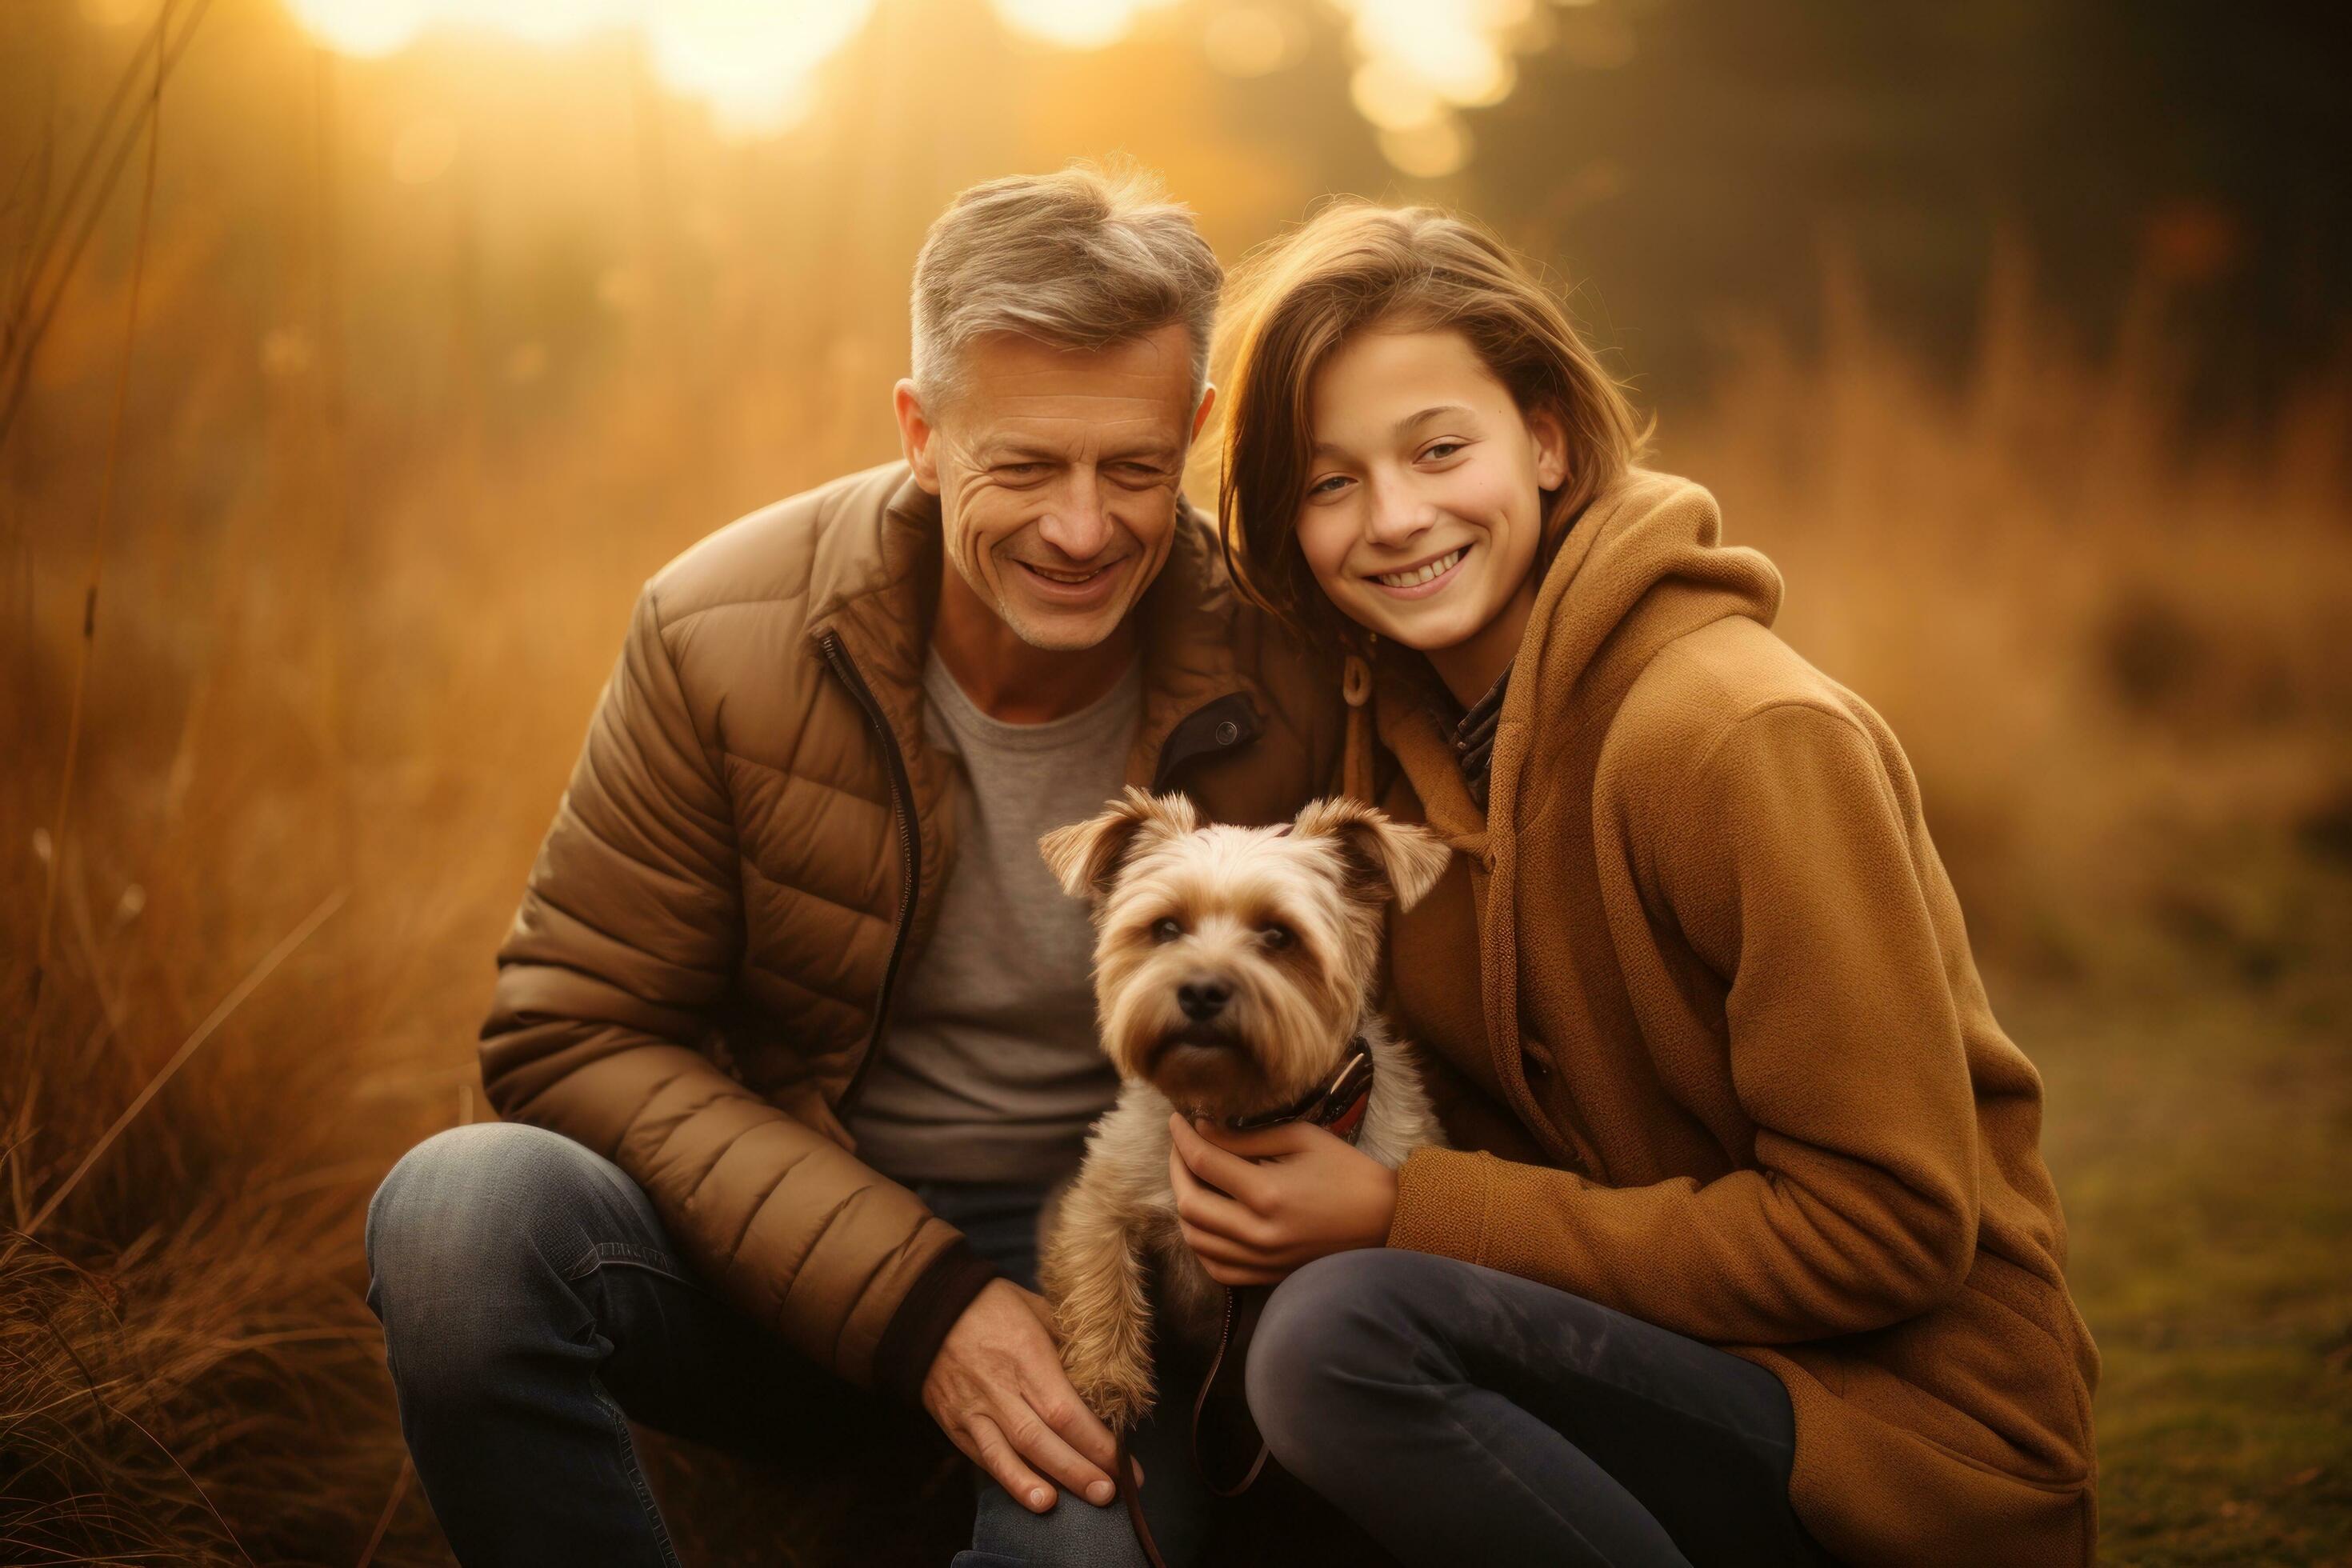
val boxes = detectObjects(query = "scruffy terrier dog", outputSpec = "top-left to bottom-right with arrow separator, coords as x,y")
1035,788 -> 1451,1434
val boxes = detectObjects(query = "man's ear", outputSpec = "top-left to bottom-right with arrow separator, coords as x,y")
1040,787 -> 1200,902
1291,796 -> 1452,913
894,378 -> 942,494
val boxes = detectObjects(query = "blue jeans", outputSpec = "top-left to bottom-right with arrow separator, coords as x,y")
363,1122 -> 1190,1566
1245,1249 -> 1831,1566
368,1124 -> 1824,1566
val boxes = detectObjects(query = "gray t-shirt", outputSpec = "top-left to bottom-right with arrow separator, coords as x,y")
844,650 -> 1140,1186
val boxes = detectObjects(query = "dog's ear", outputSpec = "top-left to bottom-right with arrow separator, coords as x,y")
1290,797 -> 1452,913
1040,787 -> 1200,902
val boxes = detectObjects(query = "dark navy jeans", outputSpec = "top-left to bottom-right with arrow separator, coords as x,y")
364,1122 -> 1197,1566
1244,1249 -> 1832,1567
366,1122 -> 1826,1566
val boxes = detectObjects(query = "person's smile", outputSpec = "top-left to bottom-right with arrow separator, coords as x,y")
1007,552 -> 1134,606
1366,542 -> 1473,598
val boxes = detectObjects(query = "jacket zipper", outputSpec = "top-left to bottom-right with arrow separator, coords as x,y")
819,630 -> 921,1117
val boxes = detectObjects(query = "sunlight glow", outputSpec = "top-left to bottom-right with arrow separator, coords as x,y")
989,0 -> 1178,50
283,0 -> 877,134
78,0 -> 153,26
286,0 -> 432,58
647,2 -> 878,134
1334,0 -> 1546,178
389,115 -> 461,184
1379,117 -> 1471,179
1202,5 -> 1307,77
280,0 -> 1575,166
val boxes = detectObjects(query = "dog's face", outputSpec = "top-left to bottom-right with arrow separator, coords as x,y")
1041,790 -> 1450,1118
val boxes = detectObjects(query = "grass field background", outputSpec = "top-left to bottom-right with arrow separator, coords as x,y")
5,2 -> 2349,1561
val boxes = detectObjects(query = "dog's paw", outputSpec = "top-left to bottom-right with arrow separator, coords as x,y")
1065,1346 -> 1156,1434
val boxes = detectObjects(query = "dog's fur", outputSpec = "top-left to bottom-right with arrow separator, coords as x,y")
1035,789 -> 1451,1430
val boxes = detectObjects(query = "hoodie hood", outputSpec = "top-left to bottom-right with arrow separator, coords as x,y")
1354,467 -> 1782,835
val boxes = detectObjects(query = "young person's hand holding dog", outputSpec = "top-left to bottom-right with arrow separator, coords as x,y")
1167,1111 -> 1401,1286
922,1279 -> 1126,1514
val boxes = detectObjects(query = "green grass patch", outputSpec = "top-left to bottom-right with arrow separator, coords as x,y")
2022,966 -> 2352,1565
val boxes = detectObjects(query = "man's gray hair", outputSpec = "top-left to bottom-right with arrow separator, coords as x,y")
910,162 -> 1222,409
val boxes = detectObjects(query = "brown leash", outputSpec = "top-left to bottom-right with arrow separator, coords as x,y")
1118,1429 -> 1164,1568
1118,1040 -> 1376,1567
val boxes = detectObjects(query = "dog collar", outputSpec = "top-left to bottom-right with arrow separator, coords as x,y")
1222,1035 -> 1374,1146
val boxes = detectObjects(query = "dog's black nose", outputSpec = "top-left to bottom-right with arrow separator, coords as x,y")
1177,977 -> 1231,1021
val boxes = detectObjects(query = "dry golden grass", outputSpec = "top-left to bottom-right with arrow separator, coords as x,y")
1677,257 -> 2352,989
4,33 -> 2348,1557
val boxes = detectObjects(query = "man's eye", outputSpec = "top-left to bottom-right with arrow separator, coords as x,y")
999,462 -> 1049,478
1151,918 -> 1184,942
1260,924 -> 1294,950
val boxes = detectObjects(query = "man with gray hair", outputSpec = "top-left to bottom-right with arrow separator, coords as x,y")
363,164 -> 1338,1565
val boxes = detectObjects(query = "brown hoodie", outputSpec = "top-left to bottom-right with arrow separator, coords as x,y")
1360,469 -> 2098,1566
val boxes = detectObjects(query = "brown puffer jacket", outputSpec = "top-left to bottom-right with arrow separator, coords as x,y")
480,462 -> 1340,1398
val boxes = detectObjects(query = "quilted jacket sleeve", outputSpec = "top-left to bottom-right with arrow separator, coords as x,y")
478,586 -> 994,1398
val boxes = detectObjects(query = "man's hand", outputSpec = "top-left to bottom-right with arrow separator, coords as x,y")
921,1278 -> 1122,1514
1168,1112 -> 1400,1286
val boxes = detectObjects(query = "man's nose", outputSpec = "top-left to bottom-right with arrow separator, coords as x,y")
1038,475 -> 1113,561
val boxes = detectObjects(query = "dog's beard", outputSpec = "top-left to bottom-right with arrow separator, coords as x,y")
1136,1019 -> 1269,1114
1148,1018 -> 1245,1062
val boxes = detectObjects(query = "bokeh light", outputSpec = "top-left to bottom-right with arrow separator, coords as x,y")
284,0 -> 432,58
277,0 -> 1570,174
1333,0 -> 1545,176
645,2 -> 878,134
1201,4 -> 1307,76
284,0 -> 880,133
990,0 -> 1179,50
1379,115 -> 1472,179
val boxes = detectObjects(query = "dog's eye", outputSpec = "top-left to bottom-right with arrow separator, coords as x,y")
1151,917 -> 1184,943
1260,924 -> 1295,950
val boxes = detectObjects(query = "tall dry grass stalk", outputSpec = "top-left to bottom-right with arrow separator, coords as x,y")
29,0 -> 174,1056
0,0 -> 211,455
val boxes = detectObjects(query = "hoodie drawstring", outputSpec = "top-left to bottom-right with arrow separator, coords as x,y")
1342,650 -> 1374,805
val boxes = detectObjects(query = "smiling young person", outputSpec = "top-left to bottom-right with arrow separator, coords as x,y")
1178,203 -> 2102,1566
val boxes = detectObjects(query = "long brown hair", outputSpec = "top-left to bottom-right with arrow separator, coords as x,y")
1216,202 -> 1645,635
